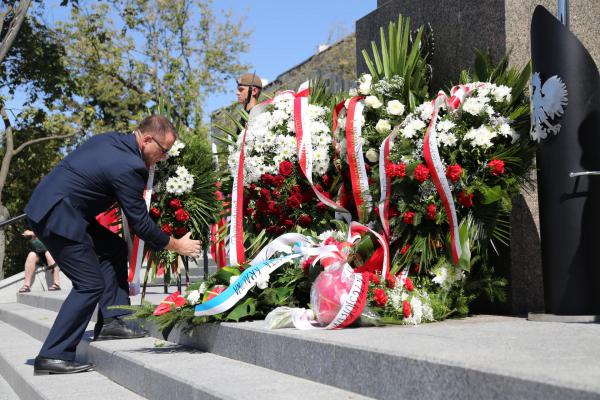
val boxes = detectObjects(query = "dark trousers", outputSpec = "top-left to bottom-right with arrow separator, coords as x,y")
29,218 -> 130,361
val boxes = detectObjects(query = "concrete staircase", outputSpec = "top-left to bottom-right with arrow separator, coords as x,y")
0,256 -> 600,399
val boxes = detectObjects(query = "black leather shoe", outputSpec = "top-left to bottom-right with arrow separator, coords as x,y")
34,356 -> 94,375
95,318 -> 148,341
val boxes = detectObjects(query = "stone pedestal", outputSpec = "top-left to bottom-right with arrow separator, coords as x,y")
356,0 -> 600,315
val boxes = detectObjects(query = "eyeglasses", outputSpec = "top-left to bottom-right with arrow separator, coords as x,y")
151,136 -> 170,155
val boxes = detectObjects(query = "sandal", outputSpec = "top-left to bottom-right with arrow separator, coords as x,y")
18,285 -> 31,293
48,284 -> 61,291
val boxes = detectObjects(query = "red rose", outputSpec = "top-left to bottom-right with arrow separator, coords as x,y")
215,190 -> 225,201
386,274 -> 396,289
174,226 -> 188,237
291,185 -> 302,195
298,214 -> 313,227
426,203 -> 436,220
371,273 -> 381,285
272,189 -> 281,198
302,189 -> 315,203
488,159 -> 505,176
385,162 -> 406,178
402,300 -> 411,318
400,244 -> 411,255
249,183 -> 257,191
161,223 -> 174,235
446,164 -> 462,182
260,188 -> 271,200
174,208 -> 190,222
273,175 -> 285,187
279,160 -> 294,176
374,288 -> 388,307
255,223 -> 263,231
169,198 -> 183,211
322,174 -> 331,187
404,277 -> 414,292
150,207 -> 161,219
256,199 -> 269,213
389,205 -> 400,218
266,225 -> 277,234
267,201 -> 282,215
283,219 -> 295,228
365,164 -> 372,174
458,191 -> 474,208
316,202 -> 329,212
261,173 -> 274,186
403,211 -> 415,225
414,163 -> 430,183
286,194 -> 302,209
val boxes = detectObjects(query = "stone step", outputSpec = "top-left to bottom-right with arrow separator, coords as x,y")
0,319 -> 145,400
16,290 -> 600,400
0,303 -> 372,400
0,364 -> 19,400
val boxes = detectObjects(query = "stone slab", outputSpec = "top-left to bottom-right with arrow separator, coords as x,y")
0,320 -> 144,400
0,303 -> 372,400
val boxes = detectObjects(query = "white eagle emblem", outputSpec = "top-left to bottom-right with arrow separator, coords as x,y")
530,72 -> 568,142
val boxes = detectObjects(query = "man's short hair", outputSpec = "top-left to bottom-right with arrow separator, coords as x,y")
138,115 -> 177,139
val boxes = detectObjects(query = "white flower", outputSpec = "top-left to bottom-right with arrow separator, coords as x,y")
401,118 -> 426,139
432,265 -> 465,290
365,148 -> 379,163
348,88 -> 358,97
462,97 -> 489,116
199,282 -> 207,294
437,119 -> 455,132
375,119 -> 391,134
386,100 -> 405,116
437,131 -> 458,147
358,74 -> 372,95
256,273 -> 270,290
364,95 -> 382,109
498,123 -> 520,144
464,125 -> 497,148
167,140 -> 185,157
416,102 -> 434,120
492,85 -> 512,103
186,290 -> 201,305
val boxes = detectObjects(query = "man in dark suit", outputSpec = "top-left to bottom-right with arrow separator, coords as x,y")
25,115 -> 201,375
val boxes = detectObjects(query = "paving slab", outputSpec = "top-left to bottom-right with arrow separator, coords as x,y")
0,320 -> 144,400
0,303 -> 372,400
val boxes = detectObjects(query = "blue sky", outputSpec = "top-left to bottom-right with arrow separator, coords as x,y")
8,1 -> 376,122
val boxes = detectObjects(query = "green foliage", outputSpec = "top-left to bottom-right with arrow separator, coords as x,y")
361,14 -> 430,111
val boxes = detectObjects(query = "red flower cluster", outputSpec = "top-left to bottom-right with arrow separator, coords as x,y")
404,277 -> 414,292
426,203 -> 436,220
385,274 -> 396,289
445,163 -> 462,182
403,211 -> 415,225
374,288 -> 388,306
402,300 -> 411,318
458,191 -> 474,208
385,162 -> 406,178
414,164 -> 430,183
488,159 -> 505,176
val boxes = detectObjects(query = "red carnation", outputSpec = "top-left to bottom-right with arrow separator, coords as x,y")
161,223 -> 174,235
371,273 -> 381,285
268,201 -> 282,215
283,219 -> 295,228
322,174 -> 331,187
260,188 -> 271,200
389,205 -> 400,218
174,226 -> 188,237
175,208 -> 190,222
316,201 -> 329,212
374,288 -> 388,307
426,203 -> 436,220
150,207 -> 161,219
386,274 -> 396,289
402,300 -> 411,318
414,163 -> 430,183
256,199 -> 269,213
261,173 -> 274,186
405,277 -> 414,292
272,175 -> 285,187
400,244 -> 411,255
488,159 -> 505,176
458,191 -> 474,208
403,211 -> 415,225
291,185 -> 302,195
385,162 -> 406,178
298,214 -> 313,227
446,164 -> 463,182
169,198 -> 183,211
279,160 -> 294,176
301,256 -> 316,275
286,194 -> 302,209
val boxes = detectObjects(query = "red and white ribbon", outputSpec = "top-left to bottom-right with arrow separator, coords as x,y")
228,128 -> 247,266
128,165 -> 155,295
377,126 -> 400,239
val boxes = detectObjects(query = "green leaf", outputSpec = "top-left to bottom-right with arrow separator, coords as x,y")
480,185 -> 503,204
226,297 -> 257,321
457,221 -> 472,272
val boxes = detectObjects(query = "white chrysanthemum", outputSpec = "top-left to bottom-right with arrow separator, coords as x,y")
256,273 -> 270,290
167,140 -> 185,157
462,97 -> 489,116
402,118 -> 426,139
497,122 -> 520,143
437,131 -> 458,147
308,104 -> 326,120
166,165 -> 194,195
386,100 -> 405,116
364,95 -> 383,109
186,290 -> 201,305
375,119 -> 391,134
492,85 -> 512,103
464,125 -> 496,148
199,282 -> 207,294
416,102 -> 434,120
437,119 -> 455,132
358,74 -> 372,95
348,88 -> 358,97
432,265 -> 465,290
317,230 -> 346,242
404,296 -> 423,325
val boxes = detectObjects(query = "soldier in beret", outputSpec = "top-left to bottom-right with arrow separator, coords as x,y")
236,72 -> 263,113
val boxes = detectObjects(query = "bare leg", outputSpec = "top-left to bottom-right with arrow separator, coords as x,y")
45,251 -> 60,286
24,252 -> 39,287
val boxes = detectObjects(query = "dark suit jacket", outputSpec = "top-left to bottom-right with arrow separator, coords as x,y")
25,132 -> 169,249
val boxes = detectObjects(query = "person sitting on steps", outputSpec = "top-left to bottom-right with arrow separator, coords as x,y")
18,230 -> 61,293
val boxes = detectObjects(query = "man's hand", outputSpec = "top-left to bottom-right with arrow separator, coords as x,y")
165,232 -> 201,258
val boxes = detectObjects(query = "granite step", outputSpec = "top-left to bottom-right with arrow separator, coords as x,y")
15,289 -> 600,400
0,303 -> 372,400
0,319 -> 145,400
